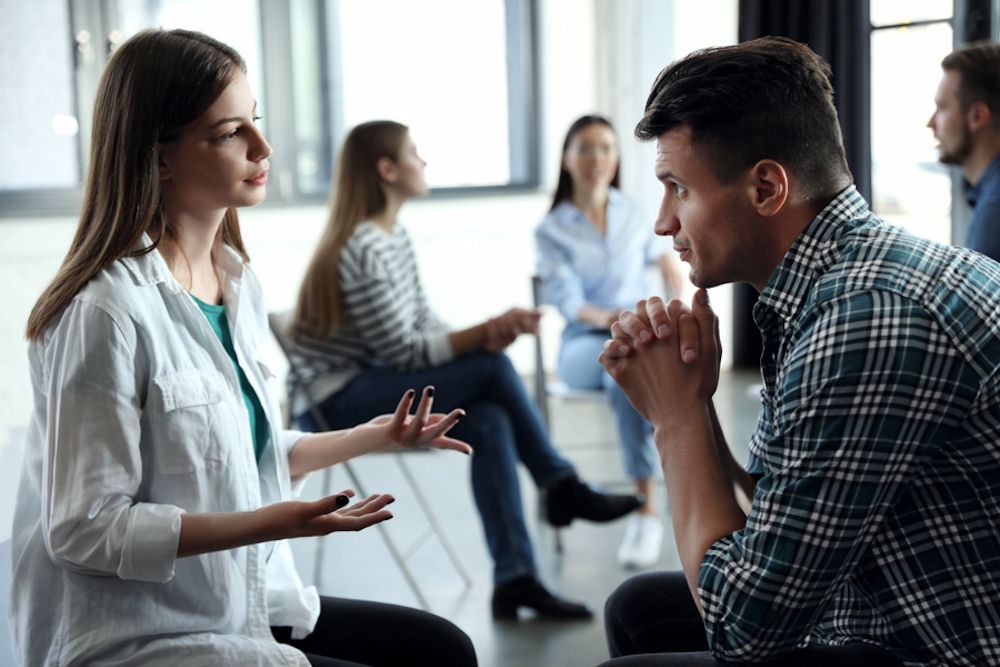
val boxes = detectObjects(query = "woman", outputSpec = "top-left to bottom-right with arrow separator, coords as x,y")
288,119 -> 642,620
11,29 -> 476,667
535,115 -> 686,569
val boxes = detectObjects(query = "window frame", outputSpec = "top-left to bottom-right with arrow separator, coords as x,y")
0,0 -> 541,218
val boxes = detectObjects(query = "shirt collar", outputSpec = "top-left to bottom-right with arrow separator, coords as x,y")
966,153 -> 1000,208
755,185 -> 871,329
552,186 -> 623,226
119,234 -> 245,294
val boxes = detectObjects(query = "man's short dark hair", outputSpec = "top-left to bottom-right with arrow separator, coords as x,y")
942,41 -> 1000,130
635,36 -> 852,202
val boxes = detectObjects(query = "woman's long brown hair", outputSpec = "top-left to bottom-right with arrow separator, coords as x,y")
291,120 -> 408,340
26,29 -> 249,340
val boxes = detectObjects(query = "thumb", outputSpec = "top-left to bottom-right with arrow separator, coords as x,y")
692,289 -> 718,359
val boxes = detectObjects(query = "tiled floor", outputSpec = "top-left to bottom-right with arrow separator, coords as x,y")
0,368 -> 763,667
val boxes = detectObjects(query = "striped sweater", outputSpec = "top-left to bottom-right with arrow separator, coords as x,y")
288,221 -> 454,414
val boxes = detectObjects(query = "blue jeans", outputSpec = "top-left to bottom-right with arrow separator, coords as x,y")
558,327 -> 657,481
296,351 -> 576,585
600,571 -> 904,666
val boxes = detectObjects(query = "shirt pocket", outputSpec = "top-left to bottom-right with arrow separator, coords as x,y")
151,370 -> 236,475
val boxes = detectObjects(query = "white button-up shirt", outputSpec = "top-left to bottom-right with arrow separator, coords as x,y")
9,240 -> 317,666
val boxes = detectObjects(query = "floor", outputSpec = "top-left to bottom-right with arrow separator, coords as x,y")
0,368 -> 762,667
284,368 -> 762,667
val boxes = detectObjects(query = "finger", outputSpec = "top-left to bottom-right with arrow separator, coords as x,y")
692,288 -> 720,362
602,335 -> 632,359
428,434 -> 473,455
617,310 -> 653,344
404,386 -> 436,438
389,389 -> 417,433
415,386 -> 435,422
343,493 -> 395,516
645,297 -> 671,338
677,312 -> 700,363
420,411 -> 473,454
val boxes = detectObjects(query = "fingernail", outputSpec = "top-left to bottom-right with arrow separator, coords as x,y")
639,331 -> 651,343
335,494 -> 350,507
682,348 -> 696,362
426,386 -> 434,397
387,496 -> 396,505
406,388 -> 415,398
698,290 -> 709,305
657,324 -> 670,338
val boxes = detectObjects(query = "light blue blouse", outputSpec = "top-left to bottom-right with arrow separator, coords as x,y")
534,187 -> 668,330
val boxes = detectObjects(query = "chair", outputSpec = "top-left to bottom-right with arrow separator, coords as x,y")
266,311 -> 472,610
530,274 -> 607,432
530,275 -> 610,553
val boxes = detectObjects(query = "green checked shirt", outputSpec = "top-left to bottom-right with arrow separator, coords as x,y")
699,186 -> 1000,666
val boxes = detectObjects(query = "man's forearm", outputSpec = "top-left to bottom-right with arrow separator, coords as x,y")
657,399 -> 749,612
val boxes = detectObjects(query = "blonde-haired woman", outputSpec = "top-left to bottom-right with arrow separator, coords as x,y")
12,30 -> 475,667
289,120 -> 642,619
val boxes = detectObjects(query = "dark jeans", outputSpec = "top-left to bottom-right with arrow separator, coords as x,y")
273,595 -> 477,666
599,571 -> 904,667
296,351 -> 576,584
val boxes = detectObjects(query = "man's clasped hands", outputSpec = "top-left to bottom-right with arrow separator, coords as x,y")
599,288 -> 720,432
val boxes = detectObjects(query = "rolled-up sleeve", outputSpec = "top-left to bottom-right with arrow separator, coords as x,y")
41,299 -> 183,583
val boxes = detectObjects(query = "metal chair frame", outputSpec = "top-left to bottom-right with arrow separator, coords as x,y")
267,311 -> 472,610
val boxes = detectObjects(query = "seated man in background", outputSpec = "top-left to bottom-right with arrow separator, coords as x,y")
929,40 -> 1000,262
598,36 -> 1000,666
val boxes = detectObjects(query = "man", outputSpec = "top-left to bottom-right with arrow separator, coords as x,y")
598,37 -> 1000,666
929,41 -> 1000,261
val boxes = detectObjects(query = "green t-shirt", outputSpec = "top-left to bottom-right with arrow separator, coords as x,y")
191,294 -> 269,463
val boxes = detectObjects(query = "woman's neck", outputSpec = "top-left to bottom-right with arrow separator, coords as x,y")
370,196 -> 403,232
571,186 -> 609,234
159,216 -> 223,303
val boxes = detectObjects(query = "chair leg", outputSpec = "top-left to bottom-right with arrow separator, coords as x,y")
322,461 -> 434,610
393,453 -> 473,587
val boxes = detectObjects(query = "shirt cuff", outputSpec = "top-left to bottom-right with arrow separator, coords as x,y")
117,502 -> 183,583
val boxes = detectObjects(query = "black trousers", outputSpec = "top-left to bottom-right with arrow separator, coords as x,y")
272,595 -> 477,666
599,571 -> 903,667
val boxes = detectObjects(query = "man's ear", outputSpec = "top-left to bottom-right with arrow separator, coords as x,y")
375,156 -> 397,184
747,160 -> 788,217
968,100 -> 992,133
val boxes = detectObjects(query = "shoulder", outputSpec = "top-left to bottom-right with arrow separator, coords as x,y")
341,222 -> 411,280
537,201 -> 578,234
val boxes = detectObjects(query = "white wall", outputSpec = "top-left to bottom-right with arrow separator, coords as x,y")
0,0 -> 739,467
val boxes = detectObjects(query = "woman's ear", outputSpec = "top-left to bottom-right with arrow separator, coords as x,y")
747,160 -> 788,216
156,144 -> 172,181
375,156 -> 397,184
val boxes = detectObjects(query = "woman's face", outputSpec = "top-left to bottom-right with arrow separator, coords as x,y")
391,134 -> 429,198
157,69 -> 272,220
562,123 -> 619,193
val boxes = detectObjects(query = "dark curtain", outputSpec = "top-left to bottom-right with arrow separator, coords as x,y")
730,0 -> 871,368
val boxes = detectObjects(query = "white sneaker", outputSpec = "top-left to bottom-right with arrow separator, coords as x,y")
617,515 -> 663,569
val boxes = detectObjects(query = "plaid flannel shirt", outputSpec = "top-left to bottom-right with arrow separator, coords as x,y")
698,186 -> 1000,665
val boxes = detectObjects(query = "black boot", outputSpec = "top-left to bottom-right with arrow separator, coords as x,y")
543,474 -> 643,527
491,576 -> 593,620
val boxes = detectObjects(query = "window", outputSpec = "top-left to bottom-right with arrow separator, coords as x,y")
869,0 -> 954,245
0,0 -> 539,217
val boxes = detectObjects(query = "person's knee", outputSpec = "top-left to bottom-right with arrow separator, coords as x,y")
452,401 -> 511,447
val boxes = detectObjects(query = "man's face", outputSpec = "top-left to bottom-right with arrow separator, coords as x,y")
929,69 -> 973,166
653,126 -> 763,289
